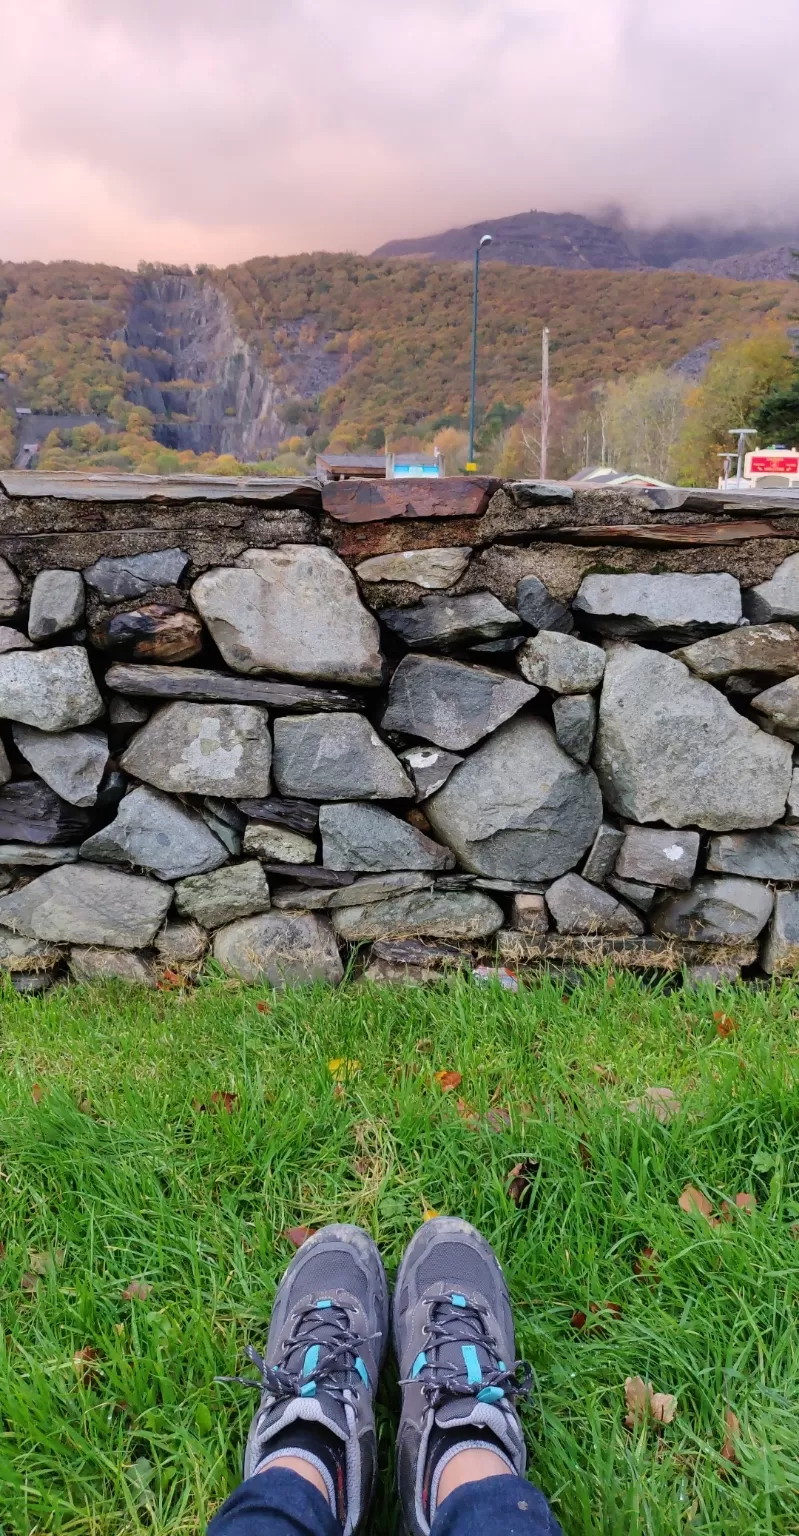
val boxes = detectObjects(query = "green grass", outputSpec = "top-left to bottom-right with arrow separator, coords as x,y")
1,970 -> 799,1535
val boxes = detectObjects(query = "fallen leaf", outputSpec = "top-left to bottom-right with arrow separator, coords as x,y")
714,1010 -> 738,1039
790,1221 -> 799,1240
590,1300 -> 623,1321
735,1191 -> 756,1214
507,1159 -> 539,1208
678,1185 -> 718,1225
590,1063 -> 619,1086
210,1090 -> 238,1114
283,1226 -> 316,1249
577,1138 -> 593,1169
626,1086 -> 681,1124
570,1310 -> 587,1330
73,1345 -> 101,1386
122,1279 -> 152,1300
333,1083 -> 346,1101
455,1097 -> 480,1127
20,1271 -> 39,1292
624,1376 -> 678,1429
31,1082 -> 43,1105
328,1058 -> 361,1081
721,1407 -> 740,1465
633,1246 -> 661,1284
256,1001 -> 272,1014
0,1241 -> 5,1262
29,1247 -> 65,1275
485,1106 -> 512,1133
77,1097 -> 92,1115
434,1070 -> 462,1092
415,1037 -> 432,1054
423,1207 -> 440,1222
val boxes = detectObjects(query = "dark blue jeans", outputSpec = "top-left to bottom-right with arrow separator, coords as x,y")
208,1468 -> 563,1536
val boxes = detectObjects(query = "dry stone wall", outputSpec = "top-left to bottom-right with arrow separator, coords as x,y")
1,469 -> 799,990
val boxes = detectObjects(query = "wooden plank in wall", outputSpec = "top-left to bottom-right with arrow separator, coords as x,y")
0,471 -> 323,510
322,477 -> 498,523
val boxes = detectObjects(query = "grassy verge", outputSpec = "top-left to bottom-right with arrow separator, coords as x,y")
1,970 -> 798,1535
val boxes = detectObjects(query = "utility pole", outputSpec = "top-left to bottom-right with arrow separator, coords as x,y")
728,427 -> 756,489
467,234 -> 492,470
540,327 -> 550,480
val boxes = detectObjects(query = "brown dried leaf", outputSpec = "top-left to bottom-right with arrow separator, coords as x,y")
626,1086 -> 681,1124
20,1271 -> 40,1292
570,1310 -> 588,1330
678,1184 -> 718,1224
714,1011 -> 738,1039
633,1246 -> 661,1284
624,1376 -> 678,1429
735,1191 -> 756,1214
455,1097 -> 480,1128
590,1300 -> 623,1321
435,1070 -> 462,1092
122,1279 -> 152,1301
506,1159 -> 539,1208
256,1001 -> 272,1014
210,1090 -> 238,1114
578,1138 -> 593,1169
73,1345 -> 101,1386
590,1063 -> 619,1086
651,1391 -> 678,1425
721,1408 -> 740,1465
283,1226 -> 316,1250
485,1106 -> 512,1134
31,1082 -> 43,1105
28,1247 -> 65,1275
0,1240 -> 5,1263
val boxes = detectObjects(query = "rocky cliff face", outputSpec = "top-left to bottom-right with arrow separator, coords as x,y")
123,275 -> 285,459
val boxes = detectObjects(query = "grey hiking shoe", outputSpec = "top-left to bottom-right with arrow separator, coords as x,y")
393,1217 -> 531,1536
228,1224 -> 389,1534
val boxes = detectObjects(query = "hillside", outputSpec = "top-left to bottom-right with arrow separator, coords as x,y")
0,252 -> 796,471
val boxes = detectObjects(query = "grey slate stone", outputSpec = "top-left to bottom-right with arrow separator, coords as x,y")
751,676 -> 799,733
652,877 -> 774,943
271,886 -> 338,912
0,646 -> 104,731
595,644 -> 792,831
399,745 -> 464,800
80,786 -> 228,881
706,826 -> 799,880
108,696 -> 150,727
382,654 -> 536,751
69,947 -> 157,987
518,632 -> 605,695
380,591 -> 522,651
552,694 -> 596,764
213,912 -> 344,987
0,864 -> 172,948
236,796 -> 317,836
0,557 -> 21,619
0,778 -> 93,845
120,701 -> 272,798
581,821 -> 624,883
516,575 -> 575,634
174,860 -> 270,928
673,624 -> 799,681
319,802 -> 455,873
606,874 -> 657,913
615,826 -> 700,889
787,767 -> 799,823
761,890 -> 799,974
511,893 -> 549,932
545,873 -> 644,935
0,627 -> 32,654
355,548 -> 472,588
743,553 -> 799,623
84,547 -> 189,600
328,873 -> 433,908
192,545 -> 383,686
12,724 -> 109,807
242,823 -> 317,864
0,927 -> 63,970
573,572 -> 742,644
0,843 -> 80,866
425,714 -> 602,881
28,570 -> 85,640
199,804 -> 242,857
273,714 -> 414,801
685,963 -> 743,986
331,889 -> 504,942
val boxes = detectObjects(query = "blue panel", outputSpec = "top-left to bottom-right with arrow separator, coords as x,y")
461,1344 -> 482,1385
411,1351 -> 427,1379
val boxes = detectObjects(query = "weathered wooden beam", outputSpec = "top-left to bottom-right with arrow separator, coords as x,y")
322,477 -> 498,523
104,663 -> 359,713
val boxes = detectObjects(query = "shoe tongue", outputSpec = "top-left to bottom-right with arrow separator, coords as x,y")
434,1396 -> 513,1448
429,1298 -> 498,1385
262,1390 -> 349,1443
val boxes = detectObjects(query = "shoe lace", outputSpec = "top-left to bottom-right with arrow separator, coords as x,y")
217,1300 -> 376,1406
400,1294 -> 532,1408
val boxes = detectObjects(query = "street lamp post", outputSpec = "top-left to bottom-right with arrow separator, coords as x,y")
467,233 -> 492,470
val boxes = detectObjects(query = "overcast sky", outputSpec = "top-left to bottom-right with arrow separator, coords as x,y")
2,0 -> 797,268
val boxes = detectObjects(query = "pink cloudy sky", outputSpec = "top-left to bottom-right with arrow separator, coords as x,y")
2,0 -> 797,268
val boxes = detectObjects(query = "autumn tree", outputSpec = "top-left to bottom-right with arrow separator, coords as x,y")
674,329 -> 795,486
600,369 -> 690,481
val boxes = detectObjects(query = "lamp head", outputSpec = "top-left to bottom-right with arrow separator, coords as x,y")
479,234 -> 493,248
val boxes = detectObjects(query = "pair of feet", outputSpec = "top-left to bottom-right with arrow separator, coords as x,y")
232,1216 -> 531,1535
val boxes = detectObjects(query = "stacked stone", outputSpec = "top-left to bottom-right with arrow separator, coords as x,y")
0,469 -> 798,988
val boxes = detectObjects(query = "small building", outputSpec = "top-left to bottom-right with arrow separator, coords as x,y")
15,406 -> 32,417
315,453 -> 387,481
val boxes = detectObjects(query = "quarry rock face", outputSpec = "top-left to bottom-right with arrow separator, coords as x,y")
0,647 -> 104,731
120,701 -> 273,798
192,545 -> 383,686
425,715 -> 603,880
382,654 -> 536,751
573,572 -> 742,643
594,644 -> 792,830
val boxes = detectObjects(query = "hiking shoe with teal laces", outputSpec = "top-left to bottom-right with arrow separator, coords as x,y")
393,1216 -> 532,1536
227,1224 -> 389,1535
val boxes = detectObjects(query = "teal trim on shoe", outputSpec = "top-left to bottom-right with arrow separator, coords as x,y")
411,1351 -> 427,1378
354,1356 -> 369,1386
451,1294 -> 467,1307
477,1385 -> 505,1404
461,1344 -> 482,1385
